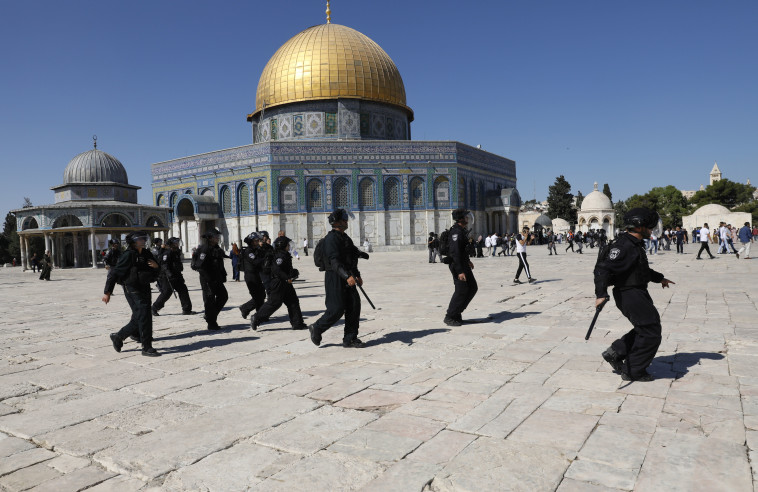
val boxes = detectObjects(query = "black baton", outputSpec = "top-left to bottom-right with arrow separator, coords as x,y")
357,284 -> 376,310
585,296 -> 610,340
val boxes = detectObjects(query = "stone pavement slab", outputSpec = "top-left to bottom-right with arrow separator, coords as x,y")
0,249 -> 757,490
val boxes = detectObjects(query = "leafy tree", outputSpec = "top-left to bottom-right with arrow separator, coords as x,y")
575,190 -> 584,210
1,212 -> 20,264
614,199 -> 628,228
602,183 -> 612,203
689,179 -> 756,209
547,175 -> 576,223
22,197 -> 33,208
733,201 -> 758,223
625,186 -> 689,228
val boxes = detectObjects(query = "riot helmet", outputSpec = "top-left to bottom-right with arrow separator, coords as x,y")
125,231 -> 150,248
328,208 -> 349,225
153,238 -> 163,246
624,208 -> 659,230
166,237 -> 183,249
452,208 -> 475,227
108,238 -> 120,246
273,235 -> 292,251
244,232 -> 261,246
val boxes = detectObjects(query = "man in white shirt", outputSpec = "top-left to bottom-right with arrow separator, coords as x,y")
302,238 -> 309,256
489,233 -> 498,257
513,226 -> 536,284
718,223 -> 729,254
696,223 -> 715,259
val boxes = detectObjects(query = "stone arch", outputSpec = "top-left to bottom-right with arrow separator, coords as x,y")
22,217 -> 39,230
359,178 -> 375,211
101,212 -> 132,227
384,177 -> 401,209
200,188 -> 214,197
156,194 -> 166,207
176,197 -> 195,219
237,182 -> 250,214
279,178 -> 298,212
184,189 -> 193,195
409,177 -> 424,209
434,176 -> 450,209
145,215 -> 165,228
333,178 -> 350,209
52,214 -> 83,228
307,179 -> 324,211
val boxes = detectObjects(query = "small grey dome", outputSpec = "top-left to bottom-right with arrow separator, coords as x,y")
63,149 -> 128,184
535,214 -> 553,227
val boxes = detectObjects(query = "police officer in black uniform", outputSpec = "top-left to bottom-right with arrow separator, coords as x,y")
103,231 -> 161,357
238,232 -> 266,319
309,208 -> 368,348
192,228 -> 228,331
151,237 -> 194,316
444,208 -> 477,326
251,235 -> 307,331
103,238 -> 122,293
258,231 -> 274,296
595,208 -> 675,381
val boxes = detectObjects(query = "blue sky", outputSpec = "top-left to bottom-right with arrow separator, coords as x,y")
1,0 -> 756,216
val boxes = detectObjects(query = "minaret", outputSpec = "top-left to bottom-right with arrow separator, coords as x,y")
710,161 -> 722,185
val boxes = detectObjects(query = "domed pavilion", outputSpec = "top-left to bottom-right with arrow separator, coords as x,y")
682,203 -> 751,233
577,182 -> 615,237
13,141 -> 169,269
151,4 -> 520,252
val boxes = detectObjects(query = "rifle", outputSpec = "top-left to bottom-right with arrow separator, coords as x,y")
584,296 -> 610,340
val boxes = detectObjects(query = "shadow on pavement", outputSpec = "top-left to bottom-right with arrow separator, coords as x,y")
360,328 -> 450,347
160,335 -> 260,354
650,351 -> 726,379
488,311 -> 540,321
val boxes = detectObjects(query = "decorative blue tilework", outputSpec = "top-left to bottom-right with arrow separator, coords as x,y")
293,114 -> 304,137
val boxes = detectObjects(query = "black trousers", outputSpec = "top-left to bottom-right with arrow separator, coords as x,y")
39,265 -> 51,280
255,278 -> 304,327
116,285 -> 153,349
676,242 -> 684,253
240,274 -> 266,317
696,242 -> 714,258
611,287 -> 662,378
565,242 -> 574,252
313,271 -> 361,343
200,276 -> 228,325
515,252 -> 532,279
152,275 -> 192,313
446,266 -> 478,318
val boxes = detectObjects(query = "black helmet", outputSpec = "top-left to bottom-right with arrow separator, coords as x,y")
166,237 -> 182,248
624,208 -> 659,229
259,230 -> 270,239
205,228 -> 222,238
153,238 -> 163,245
244,232 -> 261,245
125,231 -> 149,245
108,238 -> 120,246
273,235 -> 291,250
452,208 -> 469,222
328,208 -> 349,224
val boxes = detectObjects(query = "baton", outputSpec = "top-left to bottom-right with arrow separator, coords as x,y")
584,296 -> 610,340
357,284 -> 376,310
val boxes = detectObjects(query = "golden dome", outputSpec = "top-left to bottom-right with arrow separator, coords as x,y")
248,23 -> 412,121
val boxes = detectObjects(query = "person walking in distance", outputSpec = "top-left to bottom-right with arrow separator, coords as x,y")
302,238 -> 309,257
443,208 -> 478,326
565,230 -> 575,252
674,226 -> 685,254
39,250 -> 52,280
547,230 -> 558,256
595,208 -> 675,381
736,222 -> 753,259
513,226 -> 537,284
696,223 -> 715,259
428,232 -> 439,263
309,209 -> 369,348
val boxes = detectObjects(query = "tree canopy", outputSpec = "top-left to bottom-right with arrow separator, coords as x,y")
602,183 -> 612,203
689,179 -> 756,209
624,185 -> 690,228
547,175 -> 576,223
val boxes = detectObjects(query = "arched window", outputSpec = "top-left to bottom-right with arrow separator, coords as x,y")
384,177 -> 400,208
201,188 -> 214,197
221,186 -> 232,214
307,179 -> 323,211
280,178 -> 297,212
256,180 -> 267,212
184,189 -> 193,195
434,176 -> 450,209
101,213 -> 132,227
156,194 -> 166,207
238,183 -> 250,214
410,177 -> 424,208
359,178 -> 375,210
458,177 -> 465,206
169,193 -> 178,209
52,214 -> 84,228
333,178 -> 349,209
145,216 -> 165,228
22,217 -> 39,230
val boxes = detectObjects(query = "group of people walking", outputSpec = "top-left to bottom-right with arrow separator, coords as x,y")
103,208 -> 368,357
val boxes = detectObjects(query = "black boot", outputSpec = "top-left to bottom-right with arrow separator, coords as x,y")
109,333 -> 123,353
601,347 -> 624,373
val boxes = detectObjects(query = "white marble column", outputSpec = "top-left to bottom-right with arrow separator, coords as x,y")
90,230 -> 97,268
44,233 -> 51,255
20,235 -> 28,270
50,234 -> 57,268
73,233 -> 80,268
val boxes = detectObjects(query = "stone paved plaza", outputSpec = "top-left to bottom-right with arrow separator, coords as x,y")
1,245 -> 757,491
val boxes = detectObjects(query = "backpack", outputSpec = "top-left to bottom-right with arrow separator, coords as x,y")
313,239 -> 326,271
439,229 -> 452,257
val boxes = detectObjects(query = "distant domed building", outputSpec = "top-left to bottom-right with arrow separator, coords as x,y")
682,203 -> 751,232
151,8 -> 519,251
12,141 -> 169,269
551,217 -> 571,235
577,182 -> 614,237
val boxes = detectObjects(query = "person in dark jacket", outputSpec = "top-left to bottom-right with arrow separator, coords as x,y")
103,238 -> 122,296
192,228 -> 228,331
39,250 -> 52,281
251,235 -> 307,330
103,231 -> 161,357
444,208 -> 477,326
151,237 -> 194,316
595,208 -> 675,381
258,231 -> 273,295
309,209 -> 368,348
238,232 -> 266,319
